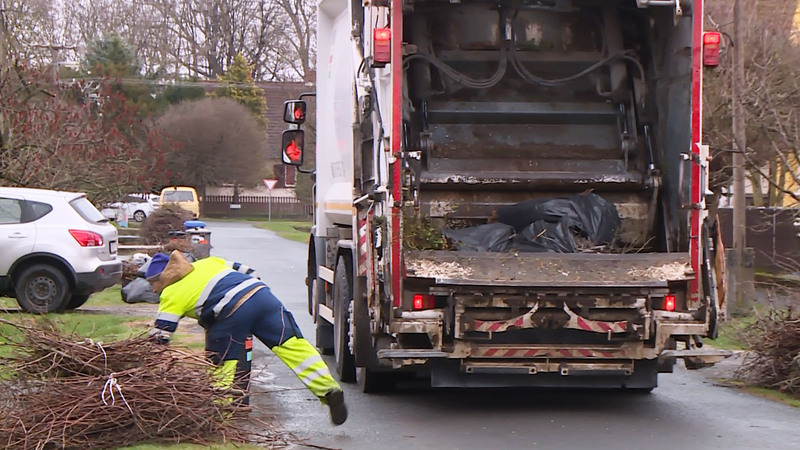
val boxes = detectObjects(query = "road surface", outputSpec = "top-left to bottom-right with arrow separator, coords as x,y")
207,220 -> 800,450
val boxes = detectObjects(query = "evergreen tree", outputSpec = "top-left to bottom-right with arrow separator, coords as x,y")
215,54 -> 266,125
82,34 -> 160,116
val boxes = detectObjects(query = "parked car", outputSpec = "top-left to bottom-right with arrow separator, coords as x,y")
101,193 -> 160,222
0,187 -> 122,313
159,186 -> 199,218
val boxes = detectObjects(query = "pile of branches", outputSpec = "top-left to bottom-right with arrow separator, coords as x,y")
0,320 -> 288,449
738,308 -> 800,396
139,204 -> 193,245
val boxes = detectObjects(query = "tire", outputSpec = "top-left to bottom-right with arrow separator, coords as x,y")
15,264 -> 71,313
133,210 -> 146,222
624,387 -> 654,394
66,293 -> 91,310
333,257 -> 356,383
357,367 -> 397,394
307,245 -> 316,317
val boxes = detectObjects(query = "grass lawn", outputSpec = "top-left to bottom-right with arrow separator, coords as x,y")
255,219 -> 311,243
1,287 -> 150,356
706,314 -> 754,350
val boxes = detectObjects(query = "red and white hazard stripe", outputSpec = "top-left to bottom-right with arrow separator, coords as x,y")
562,304 -> 628,334
471,346 -> 629,359
471,305 -> 539,333
467,304 -> 627,335
357,216 -> 368,277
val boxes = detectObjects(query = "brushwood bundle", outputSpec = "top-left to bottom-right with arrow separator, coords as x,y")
0,320 -> 288,449
738,308 -> 800,396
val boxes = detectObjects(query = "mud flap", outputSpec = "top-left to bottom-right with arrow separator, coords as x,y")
702,219 -> 721,339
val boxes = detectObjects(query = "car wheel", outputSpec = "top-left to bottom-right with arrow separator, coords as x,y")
15,264 -> 71,313
133,210 -> 146,222
66,294 -> 91,310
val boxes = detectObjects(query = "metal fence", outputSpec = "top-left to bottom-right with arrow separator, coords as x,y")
203,194 -> 312,219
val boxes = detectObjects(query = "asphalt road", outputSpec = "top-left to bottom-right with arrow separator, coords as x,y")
206,220 -> 800,450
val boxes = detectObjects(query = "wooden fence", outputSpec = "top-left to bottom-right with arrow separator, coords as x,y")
717,207 -> 800,273
203,194 -> 312,219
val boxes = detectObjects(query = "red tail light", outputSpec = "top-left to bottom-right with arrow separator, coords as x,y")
664,294 -> 677,312
69,229 -> 104,247
412,294 -> 435,310
703,31 -> 721,67
373,28 -> 391,65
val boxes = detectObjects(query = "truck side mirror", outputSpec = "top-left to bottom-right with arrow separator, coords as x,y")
282,129 -> 305,166
283,100 -> 307,124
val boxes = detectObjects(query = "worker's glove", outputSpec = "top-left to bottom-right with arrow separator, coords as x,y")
148,328 -> 173,345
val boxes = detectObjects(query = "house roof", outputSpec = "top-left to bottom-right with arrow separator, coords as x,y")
257,81 -> 314,158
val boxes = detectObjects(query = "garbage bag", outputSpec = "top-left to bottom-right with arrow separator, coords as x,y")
121,277 -> 160,304
496,193 -> 620,246
509,220 -> 577,253
443,223 -> 515,252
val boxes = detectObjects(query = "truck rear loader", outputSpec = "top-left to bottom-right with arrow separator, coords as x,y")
282,0 -> 729,392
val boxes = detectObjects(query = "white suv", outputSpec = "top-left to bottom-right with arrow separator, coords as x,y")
0,187 -> 122,313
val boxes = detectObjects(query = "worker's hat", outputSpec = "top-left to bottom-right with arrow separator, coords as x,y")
145,253 -> 169,280
146,251 -> 194,293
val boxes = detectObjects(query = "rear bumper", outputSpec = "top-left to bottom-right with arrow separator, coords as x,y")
74,261 -> 122,294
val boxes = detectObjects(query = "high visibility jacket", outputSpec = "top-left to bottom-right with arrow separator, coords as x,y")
152,257 -> 264,338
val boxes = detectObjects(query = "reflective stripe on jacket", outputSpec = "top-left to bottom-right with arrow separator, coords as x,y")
153,257 -> 265,333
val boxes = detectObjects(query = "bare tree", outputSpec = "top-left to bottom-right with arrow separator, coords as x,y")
0,69 -> 171,204
156,97 -> 269,192
705,0 -> 800,207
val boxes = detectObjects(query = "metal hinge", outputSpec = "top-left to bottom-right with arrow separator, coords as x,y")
636,0 -> 683,16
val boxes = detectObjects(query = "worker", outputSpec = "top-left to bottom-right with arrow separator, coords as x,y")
144,250 -> 347,425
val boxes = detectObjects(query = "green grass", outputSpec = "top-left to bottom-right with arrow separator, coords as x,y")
255,219 -> 312,243
706,315 -> 755,351
747,387 -> 800,408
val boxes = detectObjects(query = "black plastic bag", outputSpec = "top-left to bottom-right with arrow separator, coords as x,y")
497,193 -> 620,246
121,277 -> 160,304
510,220 -> 577,253
443,223 -> 515,252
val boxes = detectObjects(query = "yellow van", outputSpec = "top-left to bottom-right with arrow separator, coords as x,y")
159,186 -> 200,218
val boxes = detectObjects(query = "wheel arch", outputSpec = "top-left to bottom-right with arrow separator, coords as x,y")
9,253 -> 77,289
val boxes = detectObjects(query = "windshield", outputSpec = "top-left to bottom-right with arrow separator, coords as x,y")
163,191 -> 195,202
71,197 -> 108,223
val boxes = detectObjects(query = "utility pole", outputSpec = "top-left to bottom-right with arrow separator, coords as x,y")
731,0 -> 748,313
0,6 -> 8,151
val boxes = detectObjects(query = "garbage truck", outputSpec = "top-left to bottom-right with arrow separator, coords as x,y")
281,0 -> 729,392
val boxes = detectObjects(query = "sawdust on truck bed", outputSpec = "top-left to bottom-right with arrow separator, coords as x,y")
627,262 -> 691,281
407,260 -> 475,279
405,250 -> 693,286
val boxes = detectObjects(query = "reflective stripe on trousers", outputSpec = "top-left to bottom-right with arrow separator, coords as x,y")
272,336 -> 341,399
212,359 -> 239,389
212,337 -> 339,401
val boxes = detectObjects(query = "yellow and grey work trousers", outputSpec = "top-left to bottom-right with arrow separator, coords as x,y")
206,286 -> 340,400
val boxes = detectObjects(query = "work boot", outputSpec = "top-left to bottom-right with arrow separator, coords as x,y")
324,388 -> 348,425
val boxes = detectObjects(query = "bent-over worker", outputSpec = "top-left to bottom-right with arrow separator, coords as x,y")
145,251 -> 347,425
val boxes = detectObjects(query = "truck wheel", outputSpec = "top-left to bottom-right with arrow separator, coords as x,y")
357,367 -> 397,393
333,257 -> 356,382
65,294 -> 91,310
15,264 -> 70,313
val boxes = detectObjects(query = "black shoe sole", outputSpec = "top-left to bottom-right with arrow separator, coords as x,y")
325,389 -> 348,425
